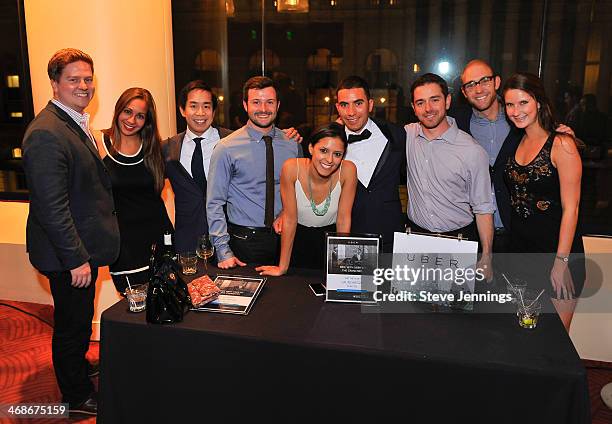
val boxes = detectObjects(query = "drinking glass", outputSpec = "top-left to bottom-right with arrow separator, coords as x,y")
196,234 -> 214,270
125,284 -> 148,312
179,252 -> 198,275
516,289 -> 542,329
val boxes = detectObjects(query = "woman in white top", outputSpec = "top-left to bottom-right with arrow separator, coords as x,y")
257,123 -> 357,275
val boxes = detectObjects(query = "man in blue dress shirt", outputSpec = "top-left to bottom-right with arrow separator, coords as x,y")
207,76 -> 300,268
454,59 -> 574,253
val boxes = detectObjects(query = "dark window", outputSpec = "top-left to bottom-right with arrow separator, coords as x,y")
0,0 -> 33,200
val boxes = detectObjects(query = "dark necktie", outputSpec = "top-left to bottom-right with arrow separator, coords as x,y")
347,129 -> 372,144
191,137 -> 206,193
263,135 -> 274,227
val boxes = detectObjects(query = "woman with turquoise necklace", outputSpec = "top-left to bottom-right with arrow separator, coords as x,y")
257,123 -> 357,275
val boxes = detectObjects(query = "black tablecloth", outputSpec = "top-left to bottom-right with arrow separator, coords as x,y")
99,267 -> 589,423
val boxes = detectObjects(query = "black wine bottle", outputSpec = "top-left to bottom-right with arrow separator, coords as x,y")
161,230 -> 175,261
148,242 -> 157,280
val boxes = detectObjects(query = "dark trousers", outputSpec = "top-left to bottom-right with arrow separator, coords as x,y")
43,268 -> 97,405
406,219 -> 477,242
493,228 -> 511,253
228,223 -> 279,266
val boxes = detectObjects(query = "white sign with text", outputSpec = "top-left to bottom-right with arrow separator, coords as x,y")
391,232 -> 479,307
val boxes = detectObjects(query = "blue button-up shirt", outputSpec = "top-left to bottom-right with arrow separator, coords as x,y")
469,104 -> 510,229
207,124 -> 300,261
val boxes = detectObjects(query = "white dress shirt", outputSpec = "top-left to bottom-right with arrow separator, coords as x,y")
344,118 -> 388,188
179,126 -> 221,178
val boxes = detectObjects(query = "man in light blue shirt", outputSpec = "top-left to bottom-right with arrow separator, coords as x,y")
454,59 -> 574,253
454,60 -> 521,254
207,76 -> 300,268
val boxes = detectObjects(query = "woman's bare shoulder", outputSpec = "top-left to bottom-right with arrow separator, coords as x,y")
341,160 -> 357,178
552,133 -> 580,157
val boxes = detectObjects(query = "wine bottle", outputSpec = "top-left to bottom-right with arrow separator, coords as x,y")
148,242 -> 157,280
161,231 -> 175,261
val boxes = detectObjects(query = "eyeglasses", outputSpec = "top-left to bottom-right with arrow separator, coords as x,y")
462,75 -> 496,92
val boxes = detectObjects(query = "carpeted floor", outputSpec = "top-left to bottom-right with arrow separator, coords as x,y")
0,299 -> 611,423
0,301 -> 97,424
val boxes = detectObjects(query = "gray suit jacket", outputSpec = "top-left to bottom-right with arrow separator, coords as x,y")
22,101 -> 120,272
162,126 -> 232,252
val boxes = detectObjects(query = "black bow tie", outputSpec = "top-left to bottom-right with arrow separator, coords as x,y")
347,129 -> 372,144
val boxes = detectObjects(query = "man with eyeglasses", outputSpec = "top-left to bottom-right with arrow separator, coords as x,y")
454,59 -> 573,253
453,60 -> 520,253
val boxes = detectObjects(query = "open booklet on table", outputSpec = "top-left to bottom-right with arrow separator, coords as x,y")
191,275 -> 266,315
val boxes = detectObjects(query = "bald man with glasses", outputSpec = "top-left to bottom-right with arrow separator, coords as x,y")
453,59 -> 573,253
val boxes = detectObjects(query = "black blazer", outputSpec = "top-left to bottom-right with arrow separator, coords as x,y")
22,102 -> 120,272
350,117 -> 407,253
162,127 -> 232,253
453,105 -> 522,230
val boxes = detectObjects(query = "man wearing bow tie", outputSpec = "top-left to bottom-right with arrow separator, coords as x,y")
335,76 -> 406,252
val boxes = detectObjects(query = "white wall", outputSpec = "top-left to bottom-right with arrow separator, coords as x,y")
569,235 -> 612,362
24,0 -> 176,138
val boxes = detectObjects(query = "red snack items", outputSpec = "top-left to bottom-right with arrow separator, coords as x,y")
188,275 -> 221,308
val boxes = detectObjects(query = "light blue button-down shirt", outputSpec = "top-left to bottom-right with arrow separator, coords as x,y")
469,103 -> 510,229
207,124 -> 300,261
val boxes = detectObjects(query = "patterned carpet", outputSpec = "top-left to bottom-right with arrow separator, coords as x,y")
0,301 -> 96,424
0,299 -> 610,423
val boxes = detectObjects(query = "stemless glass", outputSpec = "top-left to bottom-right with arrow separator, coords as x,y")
196,234 -> 214,270
179,252 -> 198,275
516,289 -> 543,329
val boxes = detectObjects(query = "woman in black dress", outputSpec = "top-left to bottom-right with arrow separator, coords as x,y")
97,88 -> 172,293
503,73 -> 584,330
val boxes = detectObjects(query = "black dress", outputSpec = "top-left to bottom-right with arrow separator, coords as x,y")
103,135 -> 173,292
504,133 -> 585,296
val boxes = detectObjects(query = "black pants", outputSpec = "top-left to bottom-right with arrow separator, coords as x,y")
43,267 -> 97,406
292,223 -> 336,270
228,223 -> 279,266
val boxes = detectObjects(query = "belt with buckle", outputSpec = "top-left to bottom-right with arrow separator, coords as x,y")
229,223 -> 274,234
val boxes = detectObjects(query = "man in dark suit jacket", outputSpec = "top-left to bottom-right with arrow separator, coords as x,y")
335,76 -> 406,252
162,80 -> 231,253
453,60 -> 522,252
163,80 -> 303,253
22,49 -> 119,415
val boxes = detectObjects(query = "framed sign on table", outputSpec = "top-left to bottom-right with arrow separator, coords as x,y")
325,233 -> 381,303
391,231 -> 479,310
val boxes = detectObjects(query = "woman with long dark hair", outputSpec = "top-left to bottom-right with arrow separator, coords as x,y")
256,122 -> 357,275
96,87 -> 173,293
503,73 -> 584,330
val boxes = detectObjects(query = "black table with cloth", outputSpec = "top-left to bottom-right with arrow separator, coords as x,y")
98,267 -> 589,423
